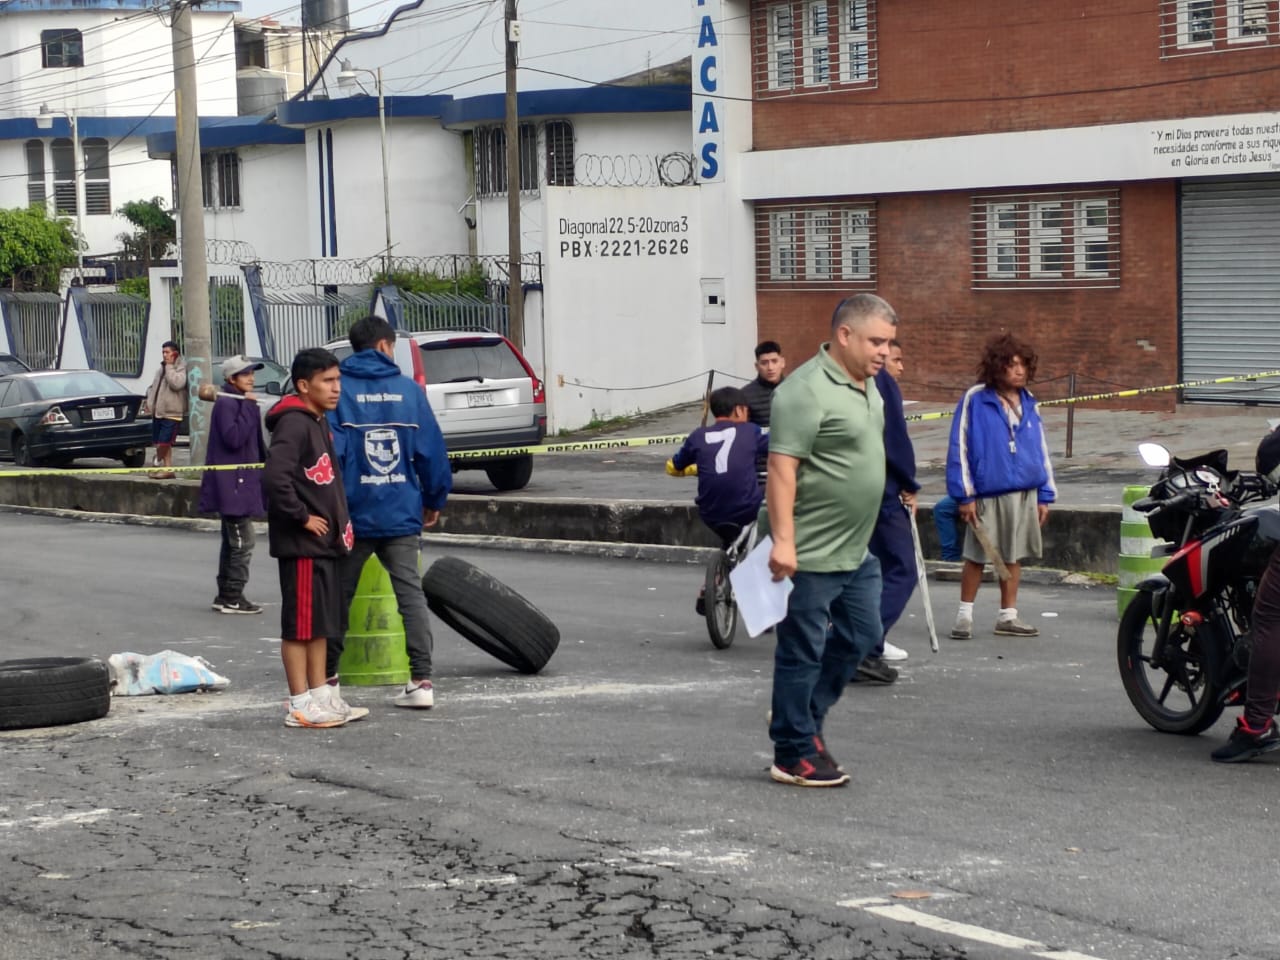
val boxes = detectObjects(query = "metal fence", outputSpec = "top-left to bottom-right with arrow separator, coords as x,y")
80,293 -> 149,378
169,275 -> 248,358
397,292 -> 509,337
0,292 -> 61,369
258,290 -> 370,363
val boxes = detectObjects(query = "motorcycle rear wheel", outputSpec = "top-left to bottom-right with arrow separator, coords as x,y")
1117,590 -> 1224,735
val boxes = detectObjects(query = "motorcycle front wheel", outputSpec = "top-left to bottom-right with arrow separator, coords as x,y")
1117,590 -> 1224,735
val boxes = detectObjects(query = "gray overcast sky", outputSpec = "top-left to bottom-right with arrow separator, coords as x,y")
236,0 -> 705,98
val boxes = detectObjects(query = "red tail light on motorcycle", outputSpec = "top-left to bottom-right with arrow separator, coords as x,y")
1180,611 -> 1204,627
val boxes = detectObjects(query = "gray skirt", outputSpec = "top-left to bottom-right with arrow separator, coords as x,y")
961,490 -> 1042,565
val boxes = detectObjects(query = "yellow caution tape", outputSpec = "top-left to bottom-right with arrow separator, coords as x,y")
0,433 -> 695,479
2,369 -> 1277,478
905,369 -> 1280,423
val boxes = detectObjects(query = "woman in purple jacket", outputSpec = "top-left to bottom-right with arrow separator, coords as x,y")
199,356 -> 269,614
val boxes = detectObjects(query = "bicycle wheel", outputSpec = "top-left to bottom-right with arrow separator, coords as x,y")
704,551 -> 738,649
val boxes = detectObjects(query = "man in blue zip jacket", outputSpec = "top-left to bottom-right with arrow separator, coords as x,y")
325,315 -> 452,715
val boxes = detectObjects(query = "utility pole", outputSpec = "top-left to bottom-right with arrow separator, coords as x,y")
504,0 -> 524,351
171,0 -> 212,464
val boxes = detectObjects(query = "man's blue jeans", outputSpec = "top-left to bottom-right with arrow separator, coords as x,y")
769,553 -> 883,765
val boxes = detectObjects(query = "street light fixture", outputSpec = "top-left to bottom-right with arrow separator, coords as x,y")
35,103 -> 84,278
337,60 -> 392,276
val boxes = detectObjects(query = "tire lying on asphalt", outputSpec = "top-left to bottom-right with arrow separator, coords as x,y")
0,657 -> 111,730
421,556 -> 560,674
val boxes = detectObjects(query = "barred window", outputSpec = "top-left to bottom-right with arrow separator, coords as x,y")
474,124 -> 538,197
971,190 -> 1120,289
1160,0 -> 1279,55
197,151 -> 241,210
545,120 -> 574,186
25,140 -> 46,206
42,29 -> 83,68
755,0 -> 877,97
756,200 -> 876,289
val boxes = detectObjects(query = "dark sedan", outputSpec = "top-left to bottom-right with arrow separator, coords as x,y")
0,370 -> 152,468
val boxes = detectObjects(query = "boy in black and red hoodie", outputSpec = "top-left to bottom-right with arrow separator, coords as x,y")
263,348 -> 357,729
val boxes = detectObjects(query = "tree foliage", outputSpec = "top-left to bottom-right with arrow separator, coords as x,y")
116,196 -> 176,267
0,206 -> 79,291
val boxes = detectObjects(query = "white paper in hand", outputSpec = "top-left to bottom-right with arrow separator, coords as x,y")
728,535 -> 793,637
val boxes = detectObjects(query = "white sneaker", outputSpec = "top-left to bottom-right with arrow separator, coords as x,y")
393,680 -> 434,709
284,700 -> 348,728
881,641 -> 909,662
322,683 -> 370,722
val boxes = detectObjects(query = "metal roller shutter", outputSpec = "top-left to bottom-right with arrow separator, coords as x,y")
1181,178 -> 1280,403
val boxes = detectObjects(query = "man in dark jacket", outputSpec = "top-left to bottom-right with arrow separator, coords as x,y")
741,340 -> 785,428
327,316 -> 452,713
263,348 -> 355,729
199,355 -> 268,614
860,339 -> 920,682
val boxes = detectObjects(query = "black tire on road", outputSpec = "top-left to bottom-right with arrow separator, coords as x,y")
1117,590 -> 1224,735
0,657 -> 112,730
704,551 -> 737,650
484,455 -> 534,491
121,450 -> 147,468
421,556 -> 559,673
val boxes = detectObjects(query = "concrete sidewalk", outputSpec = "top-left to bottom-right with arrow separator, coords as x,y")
0,399 -> 1271,574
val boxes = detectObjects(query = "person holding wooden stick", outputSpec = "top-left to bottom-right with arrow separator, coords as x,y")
945,333 -> 1055,639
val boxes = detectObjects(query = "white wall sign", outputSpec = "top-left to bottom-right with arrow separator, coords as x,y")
1148,116 -> 1280,174
741,111 -> 1280,200
693,0 -> 724,183
542,186 -> 701,430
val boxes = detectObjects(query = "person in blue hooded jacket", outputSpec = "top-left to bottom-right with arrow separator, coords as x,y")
325,315 -> 452,715
945,333 -> 1055,640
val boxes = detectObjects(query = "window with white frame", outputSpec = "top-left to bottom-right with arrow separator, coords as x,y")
765,3 -> 797,90
757,201 -> 876,289
839,0 -> 870,82
51,139 -> 76,215
1161,0 -> 1279,54
971,190 -> 1120,289
804,1 -> 831,86
755,0 -> 877,96
82,138 -> 110,215
25,140 -> 46,206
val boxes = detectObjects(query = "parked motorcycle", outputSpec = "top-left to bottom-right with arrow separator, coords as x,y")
1118,442 -> 1280,734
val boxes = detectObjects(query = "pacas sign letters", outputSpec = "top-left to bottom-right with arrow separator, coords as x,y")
693,0 -> 723,183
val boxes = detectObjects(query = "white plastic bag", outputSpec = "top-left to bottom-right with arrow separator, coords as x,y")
108,650 -> 230,696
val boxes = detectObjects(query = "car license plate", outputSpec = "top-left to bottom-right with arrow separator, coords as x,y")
90,407 -> 115,421
466,392 -> 496,408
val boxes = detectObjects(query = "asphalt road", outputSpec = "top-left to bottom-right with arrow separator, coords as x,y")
3,514 -> 1279,960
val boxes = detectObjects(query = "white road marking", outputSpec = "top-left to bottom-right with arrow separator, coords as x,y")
0,808 -> 113,830
839,897 -> 1108,960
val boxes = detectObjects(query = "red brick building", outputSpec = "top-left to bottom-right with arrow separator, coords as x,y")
731,0 -> 1280,406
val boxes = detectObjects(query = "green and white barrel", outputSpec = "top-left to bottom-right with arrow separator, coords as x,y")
1118,485 -> 1165,618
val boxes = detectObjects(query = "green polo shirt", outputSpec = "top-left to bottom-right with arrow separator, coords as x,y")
759,344 -> 886,572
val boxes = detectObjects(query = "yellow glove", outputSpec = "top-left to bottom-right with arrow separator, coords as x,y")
665,459 -> 697,477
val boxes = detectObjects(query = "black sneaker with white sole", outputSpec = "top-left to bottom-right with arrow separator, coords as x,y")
218,597 -> 263,615
769,754 -> 850,787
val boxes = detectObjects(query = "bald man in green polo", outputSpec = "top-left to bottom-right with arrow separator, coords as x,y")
761,293 -> 897,788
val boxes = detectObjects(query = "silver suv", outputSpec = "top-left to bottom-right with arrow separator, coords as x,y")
326,331 -> 546,491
